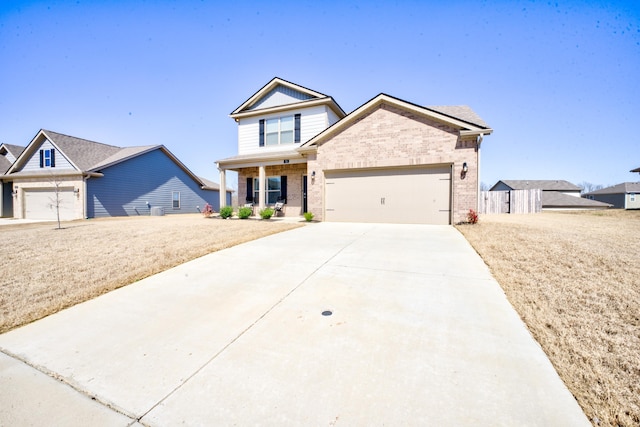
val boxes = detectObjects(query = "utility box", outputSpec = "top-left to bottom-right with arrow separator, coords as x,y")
150,206 -> 165,216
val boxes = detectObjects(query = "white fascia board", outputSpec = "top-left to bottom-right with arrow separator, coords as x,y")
230,97 -> 341,120
231,78 -> 329,116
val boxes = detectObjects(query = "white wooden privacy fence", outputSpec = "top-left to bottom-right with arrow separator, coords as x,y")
480,189 -> 542,214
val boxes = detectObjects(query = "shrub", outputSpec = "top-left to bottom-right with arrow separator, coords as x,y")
238,206 -> 253,219
219,206 -> 234,219
202,203 -> 214,218
303,212 -> 314,222
259,207 -> 274,219
467,209 -> 479,224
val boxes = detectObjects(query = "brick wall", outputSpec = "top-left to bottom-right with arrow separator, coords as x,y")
237,163 -> 307,216
307,103 -> 479,223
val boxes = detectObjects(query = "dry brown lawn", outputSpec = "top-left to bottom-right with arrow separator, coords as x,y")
0,214 -> 302,334
457,210 -> 639,427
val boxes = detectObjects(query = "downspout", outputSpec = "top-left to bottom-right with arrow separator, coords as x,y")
476,133 -> 484,213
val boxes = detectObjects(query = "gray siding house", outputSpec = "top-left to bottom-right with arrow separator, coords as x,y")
584,182 -> 640,209
490,180 -> 611,210
1,129 -> 231,220
0,143 -> 25,217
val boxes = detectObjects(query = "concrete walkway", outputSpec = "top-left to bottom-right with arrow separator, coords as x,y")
0,223 -> 590,426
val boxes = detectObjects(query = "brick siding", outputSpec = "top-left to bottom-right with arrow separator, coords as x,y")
306,103 -> 479,223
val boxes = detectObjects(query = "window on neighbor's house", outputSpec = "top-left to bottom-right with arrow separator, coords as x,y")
260,114 -> 300,146
254,177 -> 281,204
39,149 -> 55,168
631,193 -> 636,202
172,191 -> 180,209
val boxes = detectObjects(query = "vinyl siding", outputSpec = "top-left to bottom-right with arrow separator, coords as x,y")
21,139 -> 75,172
238,105 -> 330,155
327,107 -> 341,127
248,86 -> 313,110
86,149 -> 219,218
587,193 -> 625,209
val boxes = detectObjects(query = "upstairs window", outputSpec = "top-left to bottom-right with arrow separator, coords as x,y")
39,149 -> 56,168
259,114 -> 301,146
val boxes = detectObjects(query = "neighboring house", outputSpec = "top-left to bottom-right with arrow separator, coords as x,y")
490,180 -> 611,210
0,143 -> 25,217
584,182 -> 640,209
216,77 -> 492,224
1,129 -> 232,220
631,167 -> 640,174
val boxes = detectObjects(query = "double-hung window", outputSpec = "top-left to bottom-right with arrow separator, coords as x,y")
260,114 -> 300,146
254,177 -> 281,204
172,191 -> 180,209
247,176 -> 288,205
39,148 -> 56,168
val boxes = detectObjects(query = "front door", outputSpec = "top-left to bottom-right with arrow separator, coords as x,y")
302,175 -> 308,213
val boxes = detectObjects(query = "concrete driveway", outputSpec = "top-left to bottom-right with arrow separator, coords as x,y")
0,223 -> 589,426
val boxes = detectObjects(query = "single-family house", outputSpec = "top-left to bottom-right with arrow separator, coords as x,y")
1,143 -> 25,217
216,77 -> 492,224
584,182 -> 640,209
1,129 -> 232,220
490,180 -> 611,210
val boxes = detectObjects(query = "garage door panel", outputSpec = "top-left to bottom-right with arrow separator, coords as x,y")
24,189 -> 76,221
325,167 -> 451,224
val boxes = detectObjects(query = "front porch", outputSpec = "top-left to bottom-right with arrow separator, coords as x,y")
238,163 -> 307,217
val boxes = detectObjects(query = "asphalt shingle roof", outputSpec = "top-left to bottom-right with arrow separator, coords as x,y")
494,180 -> 582,192
585,182 -> 640,195
42,130 -> 122,171
426,105 -> 489,129
542,192 -> 611,208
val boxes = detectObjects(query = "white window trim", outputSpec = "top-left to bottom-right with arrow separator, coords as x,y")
254,176 -> 281,204
172,191 -> 181,209
265,115 -> 294,146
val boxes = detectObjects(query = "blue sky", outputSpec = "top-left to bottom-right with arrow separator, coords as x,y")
1,0 -> 638,190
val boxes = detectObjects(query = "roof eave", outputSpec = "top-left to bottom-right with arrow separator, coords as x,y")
301,94 -> 490,149
230,97 -> 345,120
217,150 -> 306,170
230,77 -> 331,116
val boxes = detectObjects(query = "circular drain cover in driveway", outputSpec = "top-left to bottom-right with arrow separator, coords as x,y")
322,310 -> 333,316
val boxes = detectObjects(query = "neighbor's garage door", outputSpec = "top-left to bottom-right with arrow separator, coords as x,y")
324,166 -> 451,224
24,188 -> 76,221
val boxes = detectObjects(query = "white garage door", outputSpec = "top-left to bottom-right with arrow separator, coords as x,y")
24,188 -> 76,221
324,166 -> 451,224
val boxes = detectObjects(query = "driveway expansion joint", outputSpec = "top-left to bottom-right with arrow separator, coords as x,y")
138,231 -> 364,421
0,346 -> 137,421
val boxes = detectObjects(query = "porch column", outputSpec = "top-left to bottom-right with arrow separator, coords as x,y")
258,165 -> 266,210
218,166 -> 227,208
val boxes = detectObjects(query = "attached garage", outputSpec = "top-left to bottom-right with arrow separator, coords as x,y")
324,166 -> 452,224
24,188 -> 76,221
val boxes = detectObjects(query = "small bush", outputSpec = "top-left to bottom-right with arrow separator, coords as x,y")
238,206 -> 253,219
467,209 -> 479,224
219,206 -> 234,219
259,207 -> 274,219
303,212 -> 314,222
202,203 -> 214,218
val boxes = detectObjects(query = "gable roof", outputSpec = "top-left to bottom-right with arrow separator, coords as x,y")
0,143 -> 26,174
543,192 -> 612,208
230,77 -> 346,120
299,93 -> 492,151
585,182 -> 640,195
3,129 -> 217,191
491,180 -> 582,192
426,105 -> 490,129
7,129 -> 122,174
